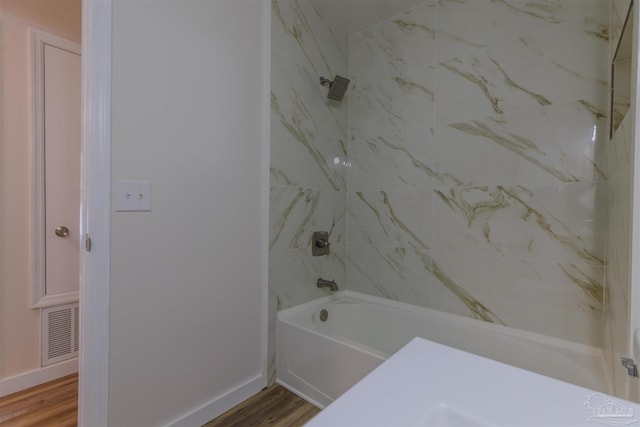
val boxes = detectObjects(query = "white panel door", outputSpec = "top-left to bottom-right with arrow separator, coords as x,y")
43,44 -> 81,297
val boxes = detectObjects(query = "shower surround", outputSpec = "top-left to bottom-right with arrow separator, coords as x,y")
269,0 -> 349,381
270,0 -> 348,310
605,0 -> 634,396
347,0 -> 609,347
270,0 -> 611,381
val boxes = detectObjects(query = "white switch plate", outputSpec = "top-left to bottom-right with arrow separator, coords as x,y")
115,180 -> 151,212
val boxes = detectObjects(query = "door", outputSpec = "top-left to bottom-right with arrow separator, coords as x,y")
31,29 -> 81,307
44,44 -> 81,297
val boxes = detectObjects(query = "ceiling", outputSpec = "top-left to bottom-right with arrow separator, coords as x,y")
308,0 -> 425,35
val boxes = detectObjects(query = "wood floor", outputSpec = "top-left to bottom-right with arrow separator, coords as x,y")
0,375 -> 318,427
0,374 -> 78,427
204,385 -> 321,427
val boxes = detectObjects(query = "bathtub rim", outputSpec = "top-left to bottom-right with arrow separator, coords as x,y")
278,290 -> 608,362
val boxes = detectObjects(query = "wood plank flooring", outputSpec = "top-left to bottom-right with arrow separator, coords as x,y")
204,385 -> 321,427
0,373 -> 78,427
0,376 -> 317,427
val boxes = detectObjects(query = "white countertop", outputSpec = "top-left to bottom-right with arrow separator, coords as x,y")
307,337 -> 640,427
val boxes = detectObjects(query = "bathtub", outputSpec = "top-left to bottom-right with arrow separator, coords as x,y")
277,291 -> 611,408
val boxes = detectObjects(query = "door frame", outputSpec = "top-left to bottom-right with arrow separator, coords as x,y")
78,0 -> 111,425
30,28 -> 81,309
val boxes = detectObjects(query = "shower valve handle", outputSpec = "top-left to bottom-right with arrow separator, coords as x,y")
315,239 -> 329,249
312,231 -> 330,256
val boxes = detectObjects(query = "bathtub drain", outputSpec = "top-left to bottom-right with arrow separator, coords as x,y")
320,309 -> 328,322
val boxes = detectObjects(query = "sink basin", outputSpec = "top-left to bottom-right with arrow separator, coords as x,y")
306,337 -> 640,426
421,405 -> 488,427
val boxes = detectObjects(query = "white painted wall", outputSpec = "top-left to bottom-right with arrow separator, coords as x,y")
109,1 -> 268,425
0,0 -> 80,383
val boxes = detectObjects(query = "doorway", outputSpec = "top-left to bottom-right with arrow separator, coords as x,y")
0,0 -> 81,400
1,1 -> 111,423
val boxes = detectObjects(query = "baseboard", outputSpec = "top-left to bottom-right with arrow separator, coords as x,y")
276,379 -> 326,409
165,374 -> 264,427
0,358 -> 78,397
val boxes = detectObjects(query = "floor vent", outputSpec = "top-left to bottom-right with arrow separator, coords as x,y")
42,303 -> 79,366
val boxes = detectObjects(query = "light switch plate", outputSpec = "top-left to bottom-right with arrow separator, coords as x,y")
115,180 -> 151,212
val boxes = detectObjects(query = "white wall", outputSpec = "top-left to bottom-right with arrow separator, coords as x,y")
0,0 -> 80,382
109,1 -> 267,425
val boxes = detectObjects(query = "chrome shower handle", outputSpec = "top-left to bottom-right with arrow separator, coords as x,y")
312,231 -> 330,256
315,239 -> 329,249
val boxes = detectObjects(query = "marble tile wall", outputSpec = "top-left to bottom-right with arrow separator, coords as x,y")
605,0 -> 633,398
611,0 -> 633,132
604,109 -> 633,395
269,0 -> 348,382
347,0 -> 610,347
611,0 -> 633,61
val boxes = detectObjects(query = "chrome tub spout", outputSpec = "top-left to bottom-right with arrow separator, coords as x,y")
317,278 -> 339,292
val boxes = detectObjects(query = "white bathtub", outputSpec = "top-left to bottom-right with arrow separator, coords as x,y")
277,291 -> 611,408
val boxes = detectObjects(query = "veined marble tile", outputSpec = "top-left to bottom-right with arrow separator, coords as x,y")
269,186 -> 346,252
610,0 -> 633,61
348,65 -> 435,192
344,242 -> 508,324
436,40 -> 607,126
271,0 -> 612,361
612,58 -> 632,132
272,0 -> 348,78
349,0 -> 436,78
435,102 -> 608,187
487,18 -> 609,106
270,243 -> 346,310
270,0 -> 349,341
346,242 -> 432,307
431,251 -> 603,346
433,184 -> 604,267
435,5 -> 608,126
348,131 -> 434,192
533,184 -> 606,265
347,190 -> 432,248
436,0 -> 609,63
605,110 -> 633,356
610,107 -> 633,172
433,186 -> 530,258
348,65 -> 436,142
603,107 -> 632,393
433,124 -> 491,187
271,50 -> 348,191
605,242 -> 630,355
491,15 -> 609,75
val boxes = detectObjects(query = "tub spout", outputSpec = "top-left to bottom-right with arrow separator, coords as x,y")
317,278 -> 339,292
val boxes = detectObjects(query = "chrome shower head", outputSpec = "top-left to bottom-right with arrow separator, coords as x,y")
319,75 -> 350,101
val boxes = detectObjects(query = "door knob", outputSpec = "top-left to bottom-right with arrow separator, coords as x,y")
54,226 -> 70,237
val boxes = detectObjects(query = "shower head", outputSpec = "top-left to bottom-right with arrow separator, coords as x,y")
320,75 -> 350,101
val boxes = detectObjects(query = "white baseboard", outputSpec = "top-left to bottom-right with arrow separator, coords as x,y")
276,379 -> 326,409
166,374 -> 265,427
0,358 -> 78,397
